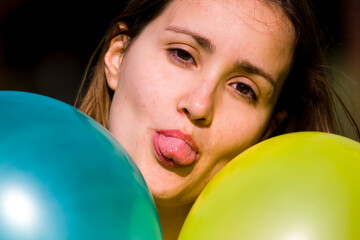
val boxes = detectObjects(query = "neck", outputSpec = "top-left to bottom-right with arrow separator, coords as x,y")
156,202 -> 193,240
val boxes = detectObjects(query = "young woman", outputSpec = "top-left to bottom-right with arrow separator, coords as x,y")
75,0 -> 359,239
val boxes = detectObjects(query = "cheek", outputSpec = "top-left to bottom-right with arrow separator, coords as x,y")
117,53 -> 179,114
193,111 -> 270,196
210,109 -> 270,160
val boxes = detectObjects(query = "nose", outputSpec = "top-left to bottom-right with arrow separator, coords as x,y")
177,83 -> 215,126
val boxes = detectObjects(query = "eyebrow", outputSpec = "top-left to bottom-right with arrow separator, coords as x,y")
166,26 -> 276,88
166,26 -> 215,53
235,61 -> 277,88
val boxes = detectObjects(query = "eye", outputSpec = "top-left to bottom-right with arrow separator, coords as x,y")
168,48 -> 196,66
231,82 -> 257,101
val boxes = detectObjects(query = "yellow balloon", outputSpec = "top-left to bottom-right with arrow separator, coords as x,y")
179,132 -> 360,240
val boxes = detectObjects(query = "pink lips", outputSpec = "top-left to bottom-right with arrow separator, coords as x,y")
153,129 -> 199,168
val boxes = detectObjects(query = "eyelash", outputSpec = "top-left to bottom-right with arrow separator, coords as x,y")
167,48 -> 257,102
230,82 -> 258,102
168,48 -> 196,66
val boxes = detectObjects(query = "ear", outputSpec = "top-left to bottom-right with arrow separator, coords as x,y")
104,23 -> 130,91
260,110 -> 288,141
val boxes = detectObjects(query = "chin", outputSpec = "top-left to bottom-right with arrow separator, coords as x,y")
138,159 -> 199,207
149,184 -> 197,208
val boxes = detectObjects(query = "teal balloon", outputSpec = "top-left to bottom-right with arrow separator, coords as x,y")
179,132 -> 360,240
0,91 -> 162,240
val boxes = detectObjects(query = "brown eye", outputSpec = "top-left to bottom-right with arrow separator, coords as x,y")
236,83 -> 250,94
231,82 -> 257,101
176,49 -> 192,61
168,48 -> 195,66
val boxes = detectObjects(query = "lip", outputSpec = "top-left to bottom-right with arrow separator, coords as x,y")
153,129 -> 199,168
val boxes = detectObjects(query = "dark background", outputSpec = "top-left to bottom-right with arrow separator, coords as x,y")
0,0 -> 126,103
1,0 -> 359,138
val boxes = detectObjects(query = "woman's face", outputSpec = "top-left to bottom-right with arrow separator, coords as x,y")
105,0 -> 295,206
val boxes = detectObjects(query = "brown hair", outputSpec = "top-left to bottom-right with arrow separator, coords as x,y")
75,0 -> 359,137
75,0 -> 170,127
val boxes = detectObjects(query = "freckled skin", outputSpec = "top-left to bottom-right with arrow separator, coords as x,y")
105,0 -> 295,238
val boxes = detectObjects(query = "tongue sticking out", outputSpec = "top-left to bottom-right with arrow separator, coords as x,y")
157,134 -> 197,166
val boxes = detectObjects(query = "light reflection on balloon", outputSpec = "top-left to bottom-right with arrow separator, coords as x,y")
0,183 -> 40,233
285,231 -> 307,240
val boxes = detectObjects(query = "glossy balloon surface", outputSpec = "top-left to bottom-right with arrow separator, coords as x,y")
0,91 -> 162,240
179,132 -> 360,240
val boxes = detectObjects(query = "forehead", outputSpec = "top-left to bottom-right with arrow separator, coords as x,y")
146,0 -> 295,83
164,0 -> 295,47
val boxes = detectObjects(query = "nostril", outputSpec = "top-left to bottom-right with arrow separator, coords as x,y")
183,108 -> 190,117
181,107 -> 212,126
